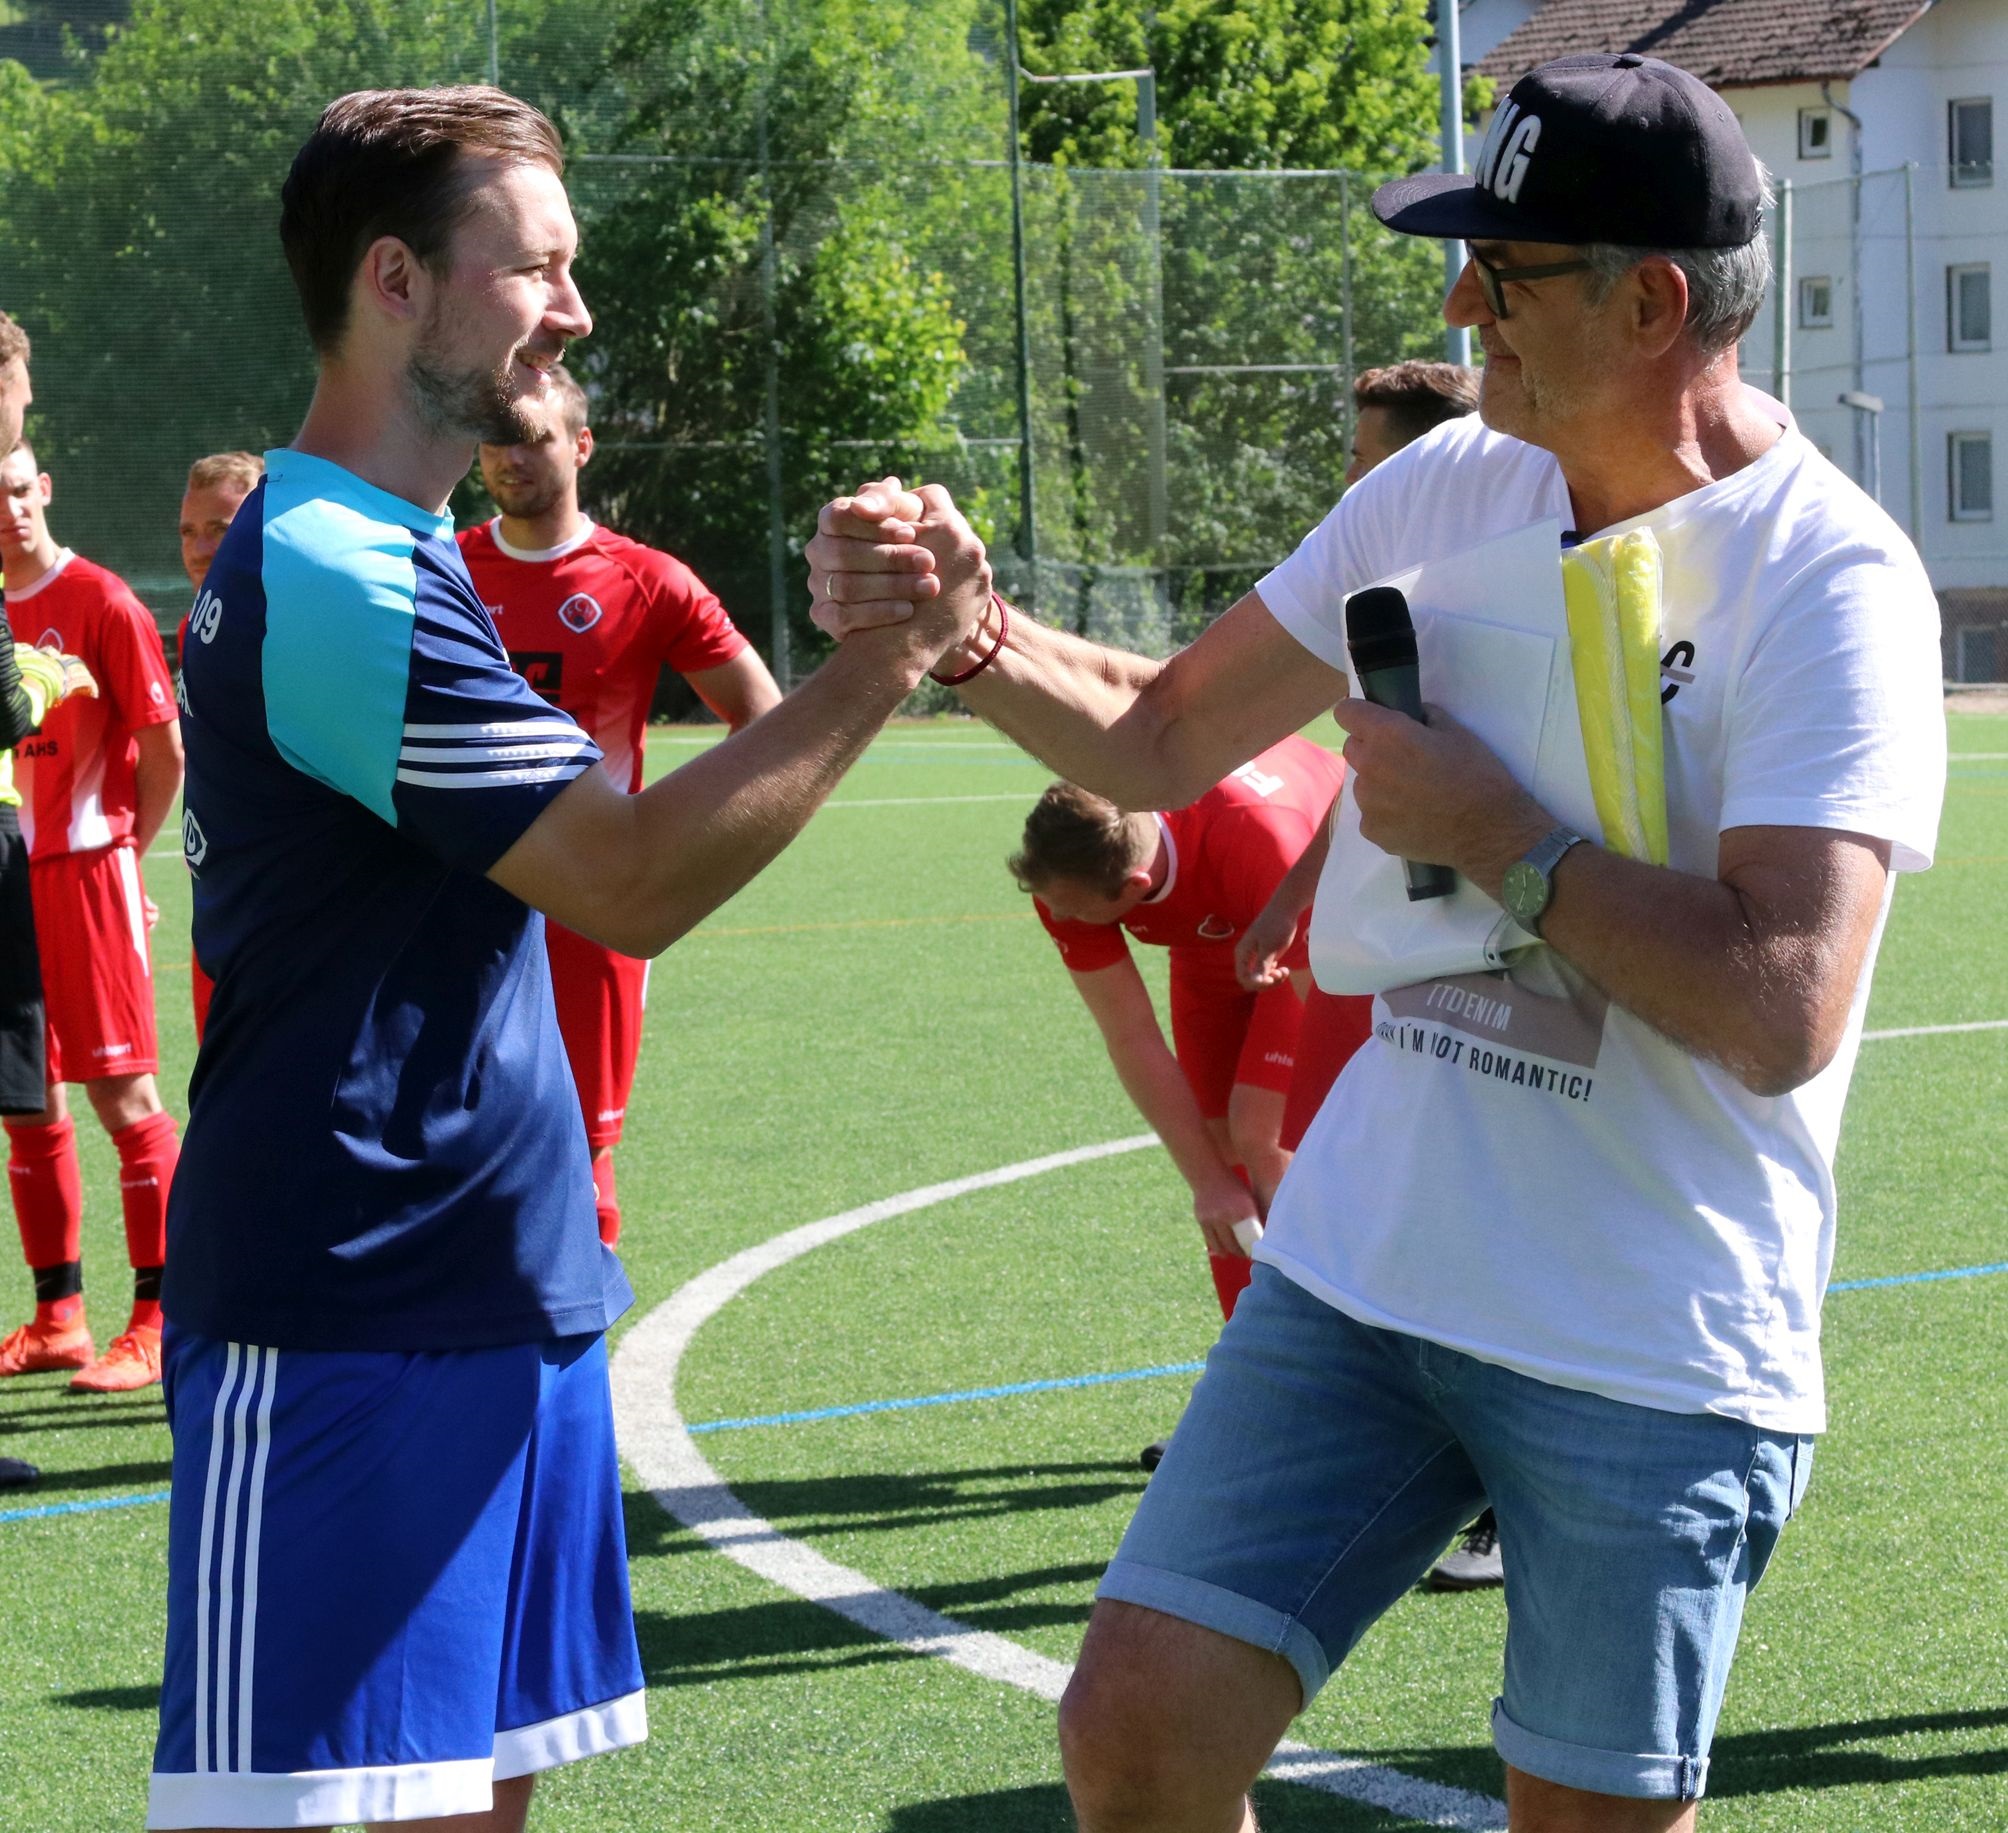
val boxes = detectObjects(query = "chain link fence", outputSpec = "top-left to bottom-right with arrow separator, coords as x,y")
0,0 -> 1449,689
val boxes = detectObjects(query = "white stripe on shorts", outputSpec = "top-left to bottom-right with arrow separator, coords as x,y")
192,1342 -> 242,1776
236,1349 -> 279,1772
114,844 -> 151,977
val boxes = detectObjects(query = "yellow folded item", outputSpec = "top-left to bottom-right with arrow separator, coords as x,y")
1560,529 -> 1668,866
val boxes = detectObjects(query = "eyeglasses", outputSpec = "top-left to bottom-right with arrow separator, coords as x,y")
1465,245 -> 1593,319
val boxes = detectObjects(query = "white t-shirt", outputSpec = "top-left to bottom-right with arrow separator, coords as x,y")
1255,405 -> 1946,1432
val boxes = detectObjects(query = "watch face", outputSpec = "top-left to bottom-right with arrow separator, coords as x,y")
1502,858 -> 1547,924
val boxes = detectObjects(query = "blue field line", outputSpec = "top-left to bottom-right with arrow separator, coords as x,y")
0,1487 -> 171,1527
1829,1259 -> 2008,1293
686,1359 -> 1209,1436
10,1258 -> 2008,1526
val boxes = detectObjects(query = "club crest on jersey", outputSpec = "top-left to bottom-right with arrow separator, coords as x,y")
182,808 -> 208,872
557,592 -> 604,634
36,628 -> 60,651
1196,915 -> 1236,941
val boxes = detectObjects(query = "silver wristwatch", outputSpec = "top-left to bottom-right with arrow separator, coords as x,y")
1501,826 -> 1586,938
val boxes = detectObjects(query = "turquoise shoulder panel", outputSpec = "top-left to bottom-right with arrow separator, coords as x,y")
258,450 -> 441,826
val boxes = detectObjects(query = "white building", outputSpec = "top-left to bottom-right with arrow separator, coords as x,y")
1459,0 -> 2007,678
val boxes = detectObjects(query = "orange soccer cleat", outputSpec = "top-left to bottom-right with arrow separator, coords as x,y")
69,1325 -> 162,1394
0,1313 -> 97,1377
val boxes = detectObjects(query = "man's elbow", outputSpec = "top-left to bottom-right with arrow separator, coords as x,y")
1732,1005 -> 1848,1099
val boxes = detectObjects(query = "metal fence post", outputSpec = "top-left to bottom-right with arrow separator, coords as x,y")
756,6 -> 791,688
1341,174 -> 1356,456
1004,0 -> 1040,607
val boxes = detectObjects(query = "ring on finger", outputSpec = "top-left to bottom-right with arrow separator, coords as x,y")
824,573 -> 839,602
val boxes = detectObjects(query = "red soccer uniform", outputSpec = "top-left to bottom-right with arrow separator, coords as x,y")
8,550 -> 177,862
457,517 -> 750,791
1036,735 -> 1345,1118
458,518 -> 754,1244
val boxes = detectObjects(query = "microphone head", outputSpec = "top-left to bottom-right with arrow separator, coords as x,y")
1344,585 -> 1418,678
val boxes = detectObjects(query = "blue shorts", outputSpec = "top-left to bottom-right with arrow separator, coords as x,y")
148,1327 -> 645,1828
1100,1264 -> 1812,1801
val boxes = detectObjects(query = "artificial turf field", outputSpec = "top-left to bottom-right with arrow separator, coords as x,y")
0,709 -> 2003,1832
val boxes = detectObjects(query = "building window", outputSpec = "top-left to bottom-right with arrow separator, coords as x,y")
1799,276 -> 1834,328
1949,432 -> 1993,520
1798,108 -> 1833,159
1950,98 -> 1993,186
1956,625 -> 2000,682
1949,264 -> 1991,351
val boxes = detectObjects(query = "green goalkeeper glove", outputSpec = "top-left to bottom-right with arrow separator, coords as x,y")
13,644 -> 98,725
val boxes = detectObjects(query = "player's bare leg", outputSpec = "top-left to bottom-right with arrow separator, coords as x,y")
81,1068 -> 167,1133
1506,1767 -> 1697,1832
1060,1600 -> 1295,1833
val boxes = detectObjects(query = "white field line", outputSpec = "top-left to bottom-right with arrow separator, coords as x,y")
611,1138 -> 1511,1832
1862,1017 -> 2008,1041
1948,751 -> 2008,760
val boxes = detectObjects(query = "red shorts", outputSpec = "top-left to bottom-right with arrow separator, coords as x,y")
191,957 -> 214,1043
30,843 -> 160,1083
546,919 -> 649,1148
1280,986 -> 1375,1152
1167,947 -> 1303,1121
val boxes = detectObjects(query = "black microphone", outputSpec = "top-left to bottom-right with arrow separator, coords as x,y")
1344,584 -> 1455,902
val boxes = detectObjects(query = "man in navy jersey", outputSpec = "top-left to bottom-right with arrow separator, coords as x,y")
153,86 -> 985,1832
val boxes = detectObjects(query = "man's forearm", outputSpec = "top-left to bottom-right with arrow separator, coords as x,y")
131,752 -> 184,855
1104,1030 -> 1240,1200
528,632 -> 938,956
1512,836 -> 1889,1098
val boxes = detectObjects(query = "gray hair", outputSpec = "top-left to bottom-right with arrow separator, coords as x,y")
1580,170 -> 1776,360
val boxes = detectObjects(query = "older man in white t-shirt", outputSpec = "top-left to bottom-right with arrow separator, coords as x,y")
809,51 -> 1945,1833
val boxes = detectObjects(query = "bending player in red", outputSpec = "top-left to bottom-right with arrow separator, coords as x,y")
460,365 -> 781,1244
1011,735 -> 1344,1462
175,451 -> 263,1041
0,440 -> 184,1392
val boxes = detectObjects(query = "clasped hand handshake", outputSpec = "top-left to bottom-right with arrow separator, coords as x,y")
805,478 -> 996,676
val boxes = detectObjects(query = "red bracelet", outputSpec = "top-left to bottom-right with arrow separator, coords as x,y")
929,592 -> 1010,686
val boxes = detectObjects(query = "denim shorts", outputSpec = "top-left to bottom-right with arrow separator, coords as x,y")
1098,1264 -> 1813,1801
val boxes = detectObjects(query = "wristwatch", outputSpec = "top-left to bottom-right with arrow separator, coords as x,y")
1501,826 -> 1586,938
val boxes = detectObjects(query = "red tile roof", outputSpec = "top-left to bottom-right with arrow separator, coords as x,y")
1476,0 -> 1934,91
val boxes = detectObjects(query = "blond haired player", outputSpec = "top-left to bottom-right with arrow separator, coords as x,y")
0,439 -> 183,1393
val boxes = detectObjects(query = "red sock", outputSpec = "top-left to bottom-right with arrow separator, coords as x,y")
592,1153 -> 621,1247
6,1119 -> 84,1322
112,1113 -> 177,1316
1209,1252 -> 1255,1320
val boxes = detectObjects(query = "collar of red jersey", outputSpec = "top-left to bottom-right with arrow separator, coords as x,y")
488,517 -> 597,565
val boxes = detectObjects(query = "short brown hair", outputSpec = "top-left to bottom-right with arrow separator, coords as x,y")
1008,783 -> 1155,897
186,451 -> 264,495
1353,361 -> 1481,445
280,86 -> 565,355
544,363 -> 589,440
0,311 -> 27,370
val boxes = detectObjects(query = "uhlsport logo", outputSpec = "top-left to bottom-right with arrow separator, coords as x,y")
182,807 -> 208,872
1474,100 -> 1543,205
557,592 -> 604,634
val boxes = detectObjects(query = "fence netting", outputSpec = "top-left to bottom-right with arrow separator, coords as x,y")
0,0 -> 1447,680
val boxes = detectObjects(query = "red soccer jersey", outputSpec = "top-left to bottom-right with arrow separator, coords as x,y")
1036,735 -> 1345,974
457,518 -> 750,793
8,549 -> 178,862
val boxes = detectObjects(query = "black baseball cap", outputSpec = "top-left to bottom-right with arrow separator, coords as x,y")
1372,53 -> 1762,249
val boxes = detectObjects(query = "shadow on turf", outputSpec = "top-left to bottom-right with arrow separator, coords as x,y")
1707,1704 -> 2008,1794
55,1683 -> 159,1712
625,1459 -> 1142,1559
635,1559 -> 1107,1688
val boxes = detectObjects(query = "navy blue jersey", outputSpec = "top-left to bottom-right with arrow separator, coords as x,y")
165,450 -> 632,1351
